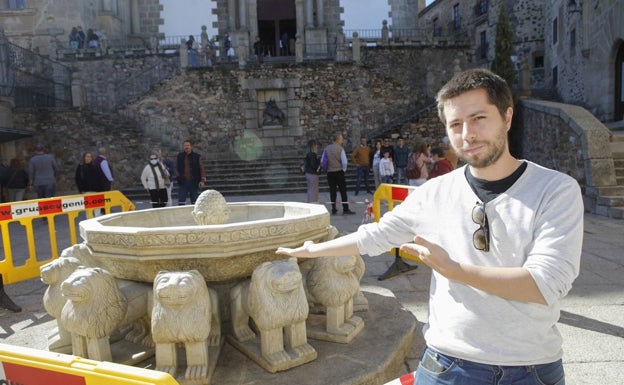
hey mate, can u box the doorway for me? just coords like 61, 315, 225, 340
257, 0, 296, 57
615, 42, 624, 121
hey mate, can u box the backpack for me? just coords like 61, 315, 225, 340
406, 153, 421, 179
320, 150, 328, 173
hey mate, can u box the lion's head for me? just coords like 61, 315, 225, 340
60, 267, 127, 338
41, 257, 82, 317
248, 257, 308, 329
151, 270, 212, 343
305, 255, 361, 307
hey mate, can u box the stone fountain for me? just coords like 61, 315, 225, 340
40, 190, 416, 385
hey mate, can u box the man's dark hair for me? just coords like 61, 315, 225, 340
436, 68, 513, 126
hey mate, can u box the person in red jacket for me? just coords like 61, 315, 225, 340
428, 147, 453, 179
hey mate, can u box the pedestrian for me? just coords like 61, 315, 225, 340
304, 140, 321, 203
93, 147, 114, 193
320, 133, 355, 215
253, 35, 264, 64
379, 150, 394, 184
351, 137, 372, 195
277, 68, 583, 385
370, 139, 382, 189
406, 141, 429, 186
28, 144, 57, 198
187, 35, 199, 67
428, 147, 453, 179
141, 152, 169, 208
74, 152, 101, 193
5, 158, 29, 202
176, 140, 206, 205
393, 137, 410, 185
157, 149, 176, 206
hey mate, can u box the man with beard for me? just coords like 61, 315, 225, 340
276, 68, 583, 385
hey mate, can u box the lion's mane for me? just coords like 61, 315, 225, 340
151, 270, 212, 343
60, 267, 127, 338
41, 257, 82, 318
304, 255, 361, 307
248, 258, 308, 329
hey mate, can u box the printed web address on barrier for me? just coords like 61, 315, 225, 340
0, 195, 110, 220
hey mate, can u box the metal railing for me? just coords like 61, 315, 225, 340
0, 37, 72, 108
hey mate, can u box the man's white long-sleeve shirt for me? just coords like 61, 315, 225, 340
357, 161, 583, 365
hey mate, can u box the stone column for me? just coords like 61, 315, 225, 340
296, 34, 303, 63
247, 0, 258, 45
239, 0, 247, 29
316, 0, 324, 27
305, 0, 314, 28
352, 32, 360, 64
130, 0, 140, 35
295, 0, 305, 43
228, 0, 236, 30
381, 20, 389, 46
181, 38, 189, 68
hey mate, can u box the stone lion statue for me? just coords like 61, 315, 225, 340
300, 254, 365, 339
230, 257, 316, 371
60, 267, 152, 362
41, 256, 82, 353
192, 189, 230, 225
151, 269, 220, 382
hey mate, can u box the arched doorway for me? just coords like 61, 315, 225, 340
616, 42, 624, 121
257, 0, 296, 57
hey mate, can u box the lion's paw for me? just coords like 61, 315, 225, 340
185, 365, 208, 380
155, 366, 176, 377
208, 332, 221, 346
293, 343, 315, 358
266, 350, 291, 365
346, 315, 363, 328
233, 326, 256, 342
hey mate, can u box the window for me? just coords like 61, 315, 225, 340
433, 17, 440, 37
479, 31, 487, 59
453, 4, 461, 29
570, 28, 576, 51
7, 0, 26, 9
478, 0, 488, 15
553, 17, 558, 45
534, 55, 544, 68
553, 66, 558, 86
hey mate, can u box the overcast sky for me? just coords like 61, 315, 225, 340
159, 0, 395, 37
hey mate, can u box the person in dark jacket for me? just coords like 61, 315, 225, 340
176, 140, 206, 205
75, 152, 101, 193
304, 140, 321, 203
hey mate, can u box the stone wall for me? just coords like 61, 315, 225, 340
519, 99, 616, 212
9, 45, 469, 194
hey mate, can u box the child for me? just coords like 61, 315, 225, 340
379, 150, 394, 184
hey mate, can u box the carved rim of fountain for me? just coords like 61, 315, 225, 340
77, 202, 332, 282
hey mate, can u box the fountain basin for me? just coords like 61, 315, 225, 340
78, 202, 331, 282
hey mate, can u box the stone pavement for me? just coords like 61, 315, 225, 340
1, 191, 624, 384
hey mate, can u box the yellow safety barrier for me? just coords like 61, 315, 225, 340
0, 343, 179, 385
373, 184, 422, 279
0, 191, 135, 285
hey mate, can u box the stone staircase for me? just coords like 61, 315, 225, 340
596, 126, 624, 219
122, 155, 363, 201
